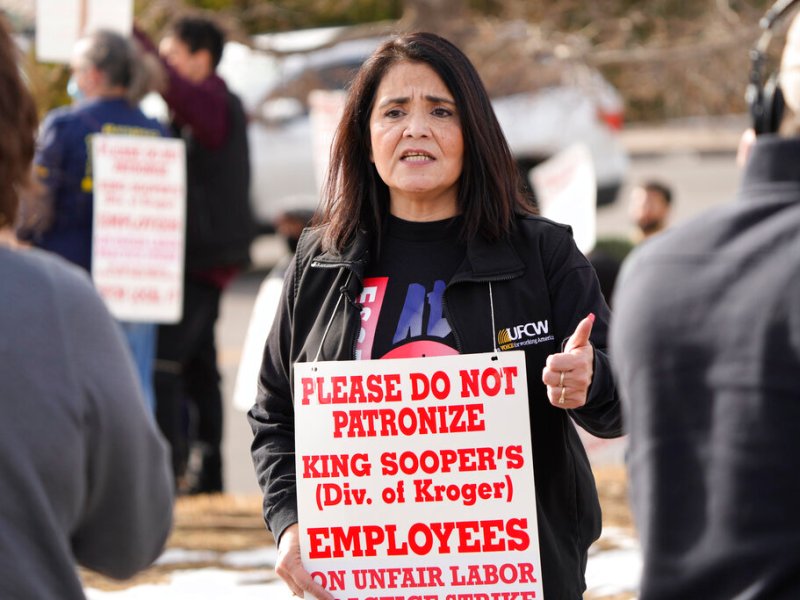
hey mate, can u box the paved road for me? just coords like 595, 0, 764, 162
219, 148, 745, 496
218, 260, 282, 496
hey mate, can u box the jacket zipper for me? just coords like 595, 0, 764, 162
310, 260, 363, 360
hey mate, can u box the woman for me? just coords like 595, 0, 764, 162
249, 32, 621, 600
0, 17, 173, 599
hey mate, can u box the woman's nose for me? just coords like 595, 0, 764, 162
403, 110, 430, 137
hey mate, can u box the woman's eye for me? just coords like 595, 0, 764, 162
432, 107, 454, 117
385, 108, 404, 118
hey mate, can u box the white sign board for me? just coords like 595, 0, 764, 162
92, 134, 185, 323
232, 271, 285, 412
308, 89, 346, 194
530, 143, 597, 254
294, 351, 544, 599
36, 0, 133, 64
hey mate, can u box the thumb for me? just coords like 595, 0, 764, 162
564, 313, 595, 353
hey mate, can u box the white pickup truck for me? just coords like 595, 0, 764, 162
153, 26, 629, 230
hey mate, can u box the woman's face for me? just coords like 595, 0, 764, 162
369, 61, 464, 220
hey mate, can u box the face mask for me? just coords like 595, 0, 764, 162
67, 75, 84, 102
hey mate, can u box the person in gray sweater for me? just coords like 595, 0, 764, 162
0, 15, 174, 599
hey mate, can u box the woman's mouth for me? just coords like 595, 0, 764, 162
401, 150, 435, 162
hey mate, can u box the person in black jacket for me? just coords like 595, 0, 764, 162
137, 16, 255, 494
610, 11, 800, 600
248, 32, 621, 600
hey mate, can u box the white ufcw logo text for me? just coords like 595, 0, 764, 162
497, 320, 549, 345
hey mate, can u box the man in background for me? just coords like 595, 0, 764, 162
20, 30, 166, 413
610, 12, 800, 599
588, 179, 673, 305
628, 179, 672, 242
137, 15, 255, 494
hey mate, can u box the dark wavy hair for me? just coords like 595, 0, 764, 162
169, 15, 225, 68
641, 180, 673, 205
0, 15, 38, 229
317, 31, 536, 252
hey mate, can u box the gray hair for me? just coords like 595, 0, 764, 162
73, 30, 134, 89
72, 29, 164, 103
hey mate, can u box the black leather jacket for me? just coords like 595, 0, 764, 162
249, 214, 622, 600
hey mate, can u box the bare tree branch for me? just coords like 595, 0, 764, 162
586, 24, 761, 66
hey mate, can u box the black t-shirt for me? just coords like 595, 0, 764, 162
356, 215, 466, 360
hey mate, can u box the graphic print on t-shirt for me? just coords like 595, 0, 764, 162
357, 276, 458, 360
355, 276, 388, 360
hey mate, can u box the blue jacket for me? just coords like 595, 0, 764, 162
28, 97, 166, 271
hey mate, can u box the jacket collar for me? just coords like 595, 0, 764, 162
741, 135, 800, 194
457, 232, 525, 282
313, 224, 525, 283
312, 229, 371, 280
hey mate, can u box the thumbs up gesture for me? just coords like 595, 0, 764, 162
542, 313, 595, 409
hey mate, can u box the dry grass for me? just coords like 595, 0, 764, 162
80, 493, 274, 591
594, 464, 634, 532
167, 493, 269, 553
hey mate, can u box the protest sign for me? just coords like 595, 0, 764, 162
232, 272, 285, 412
531, 143, 597, 254
294, 351, 544, 600
92, 134, 185, 323
36, 0, 133, 64
308, 89, 346, 193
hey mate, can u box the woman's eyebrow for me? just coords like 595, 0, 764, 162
376, 96, 409, 108
376, 94, 456, 109
425, 95, 456, 105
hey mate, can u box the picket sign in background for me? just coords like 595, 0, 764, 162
92, 134, 186, 323
531, 143, 597, 254
36, 0, 133, 64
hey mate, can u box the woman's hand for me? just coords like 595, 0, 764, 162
275, 523, 335, 600
542, 314, 595, 409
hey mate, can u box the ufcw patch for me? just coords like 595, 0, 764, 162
497, 320, 555, 351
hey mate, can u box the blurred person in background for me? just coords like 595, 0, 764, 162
628, 179, 673, 242
611, 10, 800, 599
18, 29, 168, 414
588, 179, 673, 306
0, 15, 173, 599
249, 32, 621, 600
136, 15, 255, 494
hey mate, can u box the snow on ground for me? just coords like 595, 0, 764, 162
585, 528, 642, 598
154, 546, 279, 569
85, 529, 641, 600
